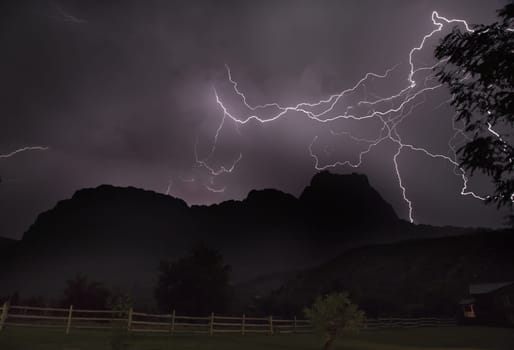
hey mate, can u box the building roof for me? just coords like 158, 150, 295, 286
459, 298, 476, 305
469, 282, 514, 295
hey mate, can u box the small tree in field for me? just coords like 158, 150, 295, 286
304, 292, 366, 350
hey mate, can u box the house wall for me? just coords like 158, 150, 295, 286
492, 284, 514, 326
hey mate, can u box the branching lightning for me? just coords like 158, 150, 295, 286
196, 11, 510, 221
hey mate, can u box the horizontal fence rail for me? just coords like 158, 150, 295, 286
0, 302, 455, 335
366, 317, 456, 330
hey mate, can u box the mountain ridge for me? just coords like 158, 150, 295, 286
0, 171, 495, 306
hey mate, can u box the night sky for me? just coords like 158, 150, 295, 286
0, 0, 510, 239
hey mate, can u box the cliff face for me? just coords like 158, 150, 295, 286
299, 171, 398, 230
0, 171, 481, 303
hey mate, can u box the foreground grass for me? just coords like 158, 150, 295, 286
1, 326, 513, 350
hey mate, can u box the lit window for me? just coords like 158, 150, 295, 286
463, 304, 476, 318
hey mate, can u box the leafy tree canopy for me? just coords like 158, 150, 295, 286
304, 292, 366, 350
154, 243, 232, 315
434, 4, 514, 219
61, 274, 110, 309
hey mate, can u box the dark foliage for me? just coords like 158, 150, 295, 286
434, 4, 514, 219
2, 292, 46, 308
61, 274, 110, 309
305, 292, 365, 350
154, 244, 233, 315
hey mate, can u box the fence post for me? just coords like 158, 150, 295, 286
65, 305, 73, 334
269, 315, 273, 335
241, 313, 245, 335
210, 312, 214, 336
127, 308, 133, 331
170, 309, 175, 335
0, 301, 9, 332
293, 315, 297, 333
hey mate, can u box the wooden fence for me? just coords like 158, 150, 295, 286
0, 301, 455, 335
366, 317, 456, 329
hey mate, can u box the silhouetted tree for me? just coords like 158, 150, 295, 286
22, 296, 46, 307
5, 291, 19, 305
107, 289, 132, 316
434, 4, 513, 222
154, 244, 232, 315
305, 292, 366, 350
61, 274, 110, 309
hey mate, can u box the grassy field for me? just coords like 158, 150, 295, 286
0, 326, 513, 350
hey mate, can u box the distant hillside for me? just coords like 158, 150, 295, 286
0, 237, 17, 262
0, 236, 17, 249
257, 231, 514, 317
0, 171, 487, 305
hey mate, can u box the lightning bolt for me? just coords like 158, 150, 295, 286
49, 2, 88, 24
205, 184, 226, 193
0, 146, 49, 159
191, 108, 243, 195
195, 141, 243, 177
197, 11, 511, 222
0, 146, 49, 186
165, 178, 173, 195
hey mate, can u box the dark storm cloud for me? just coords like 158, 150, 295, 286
0, 0, 510, 238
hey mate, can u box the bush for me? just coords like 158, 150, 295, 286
304, 292, 366, 350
